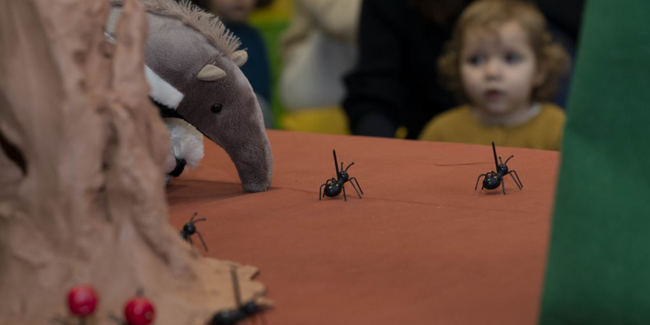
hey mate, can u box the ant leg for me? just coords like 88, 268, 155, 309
475, 174, 487, 190
342, 184, 347, 201
108, 313, 124, 325
507, 172, 522, 189
319, 183, 327, 200
349, 180, 362, 199
320, 179, 334, 200
50, 315, 71, 325
188, 235, 194, 248
350, 177, 364, 195
510, 170, 523, 188
197, 231, 208, 252
501, 179, 506, 195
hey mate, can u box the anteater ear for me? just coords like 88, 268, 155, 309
231, 50, 248, 67
197, 64, 227, 81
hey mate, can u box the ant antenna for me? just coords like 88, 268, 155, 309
192, 217, 207, 224
491, 142, 499, 171
344, 162, 355, 172
188, 212, 207, 226
504, 155, 514, 165
333, 149, 339, 175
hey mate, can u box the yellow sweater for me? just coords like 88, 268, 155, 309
419, 103, 566, 150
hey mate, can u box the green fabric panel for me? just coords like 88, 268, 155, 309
539, 1, 650, 324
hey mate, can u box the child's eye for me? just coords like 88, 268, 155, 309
467, 55, 486, 66
504, 52, 522, 64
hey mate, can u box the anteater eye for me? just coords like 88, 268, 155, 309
211, 103, 223, 114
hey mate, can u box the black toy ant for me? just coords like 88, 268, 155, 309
475, 142, 523, 195
180, 212, 208, 251
319, 149, 363, 201
211, 266, 267, 325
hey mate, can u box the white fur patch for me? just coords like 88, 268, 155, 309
104, 34, 184, 109
165, 118, 204, 169
146, 65, 185, 109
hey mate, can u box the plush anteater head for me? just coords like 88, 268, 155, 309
108, 0, 272, 192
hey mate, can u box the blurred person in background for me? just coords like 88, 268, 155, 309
278, 0, 362, 134
419, 0, 570, 150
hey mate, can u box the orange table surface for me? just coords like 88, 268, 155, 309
166, 130, 558, 325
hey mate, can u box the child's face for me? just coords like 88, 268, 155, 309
208, 0, 256, 23
460, 21, 544, 116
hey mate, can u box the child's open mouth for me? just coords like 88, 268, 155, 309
485, 90, 504, 100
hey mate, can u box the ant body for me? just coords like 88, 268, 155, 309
319, 149, 363, 201
475, 142, 523, 195
211, 266, 267, 325
180, 212, 208, 251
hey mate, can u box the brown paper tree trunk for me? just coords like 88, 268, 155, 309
0, 0, 267, 324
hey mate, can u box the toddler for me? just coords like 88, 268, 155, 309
419, 0, 570, 150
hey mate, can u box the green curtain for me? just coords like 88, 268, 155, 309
540, 1, 650, 324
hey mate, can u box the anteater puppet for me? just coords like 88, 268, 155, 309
107, 0, 273, 192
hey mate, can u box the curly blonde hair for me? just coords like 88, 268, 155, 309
438, 0, 571, 102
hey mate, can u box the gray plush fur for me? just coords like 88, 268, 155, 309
111, 0, 240, 57
107, 0, 273, 192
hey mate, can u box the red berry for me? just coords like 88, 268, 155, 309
124, 297, 155, 325
67, 285, 98, 317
